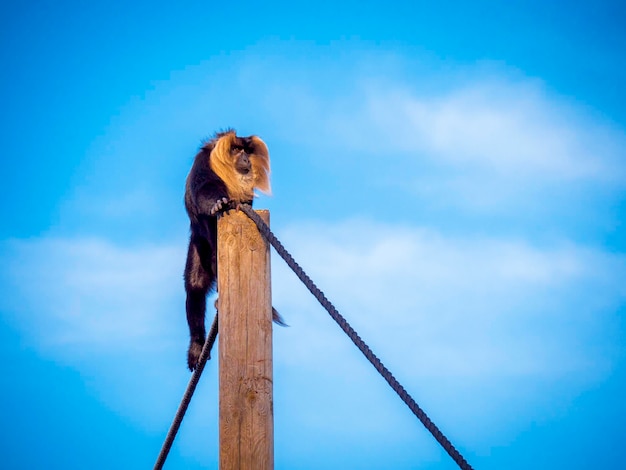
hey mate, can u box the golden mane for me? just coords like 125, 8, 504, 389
209, 131, 271, 202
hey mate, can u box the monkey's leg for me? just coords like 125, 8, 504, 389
184, 238, 214, 371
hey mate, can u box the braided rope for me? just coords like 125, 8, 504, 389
153, 312, 219, 470
240, 204, 473, 470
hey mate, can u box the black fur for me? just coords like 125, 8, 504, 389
184, 136, 253, 371
183, 130, 286, 371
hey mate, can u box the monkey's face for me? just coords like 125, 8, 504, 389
231, 140, 253, 175
208, 131, 271, 200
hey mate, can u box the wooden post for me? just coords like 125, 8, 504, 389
217, 210, 273, 470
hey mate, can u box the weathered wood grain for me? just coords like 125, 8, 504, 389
218, 210, 273, 470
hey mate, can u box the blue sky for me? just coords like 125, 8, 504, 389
1, 1, 625, 469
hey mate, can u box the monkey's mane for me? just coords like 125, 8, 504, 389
209, 130, 271, 202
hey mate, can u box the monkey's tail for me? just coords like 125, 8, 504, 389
216, 297, 287, 326
272, 307, 288, 327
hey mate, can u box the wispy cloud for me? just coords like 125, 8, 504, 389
3, 46, 624, 452
5, 47, 623, 393
274, 219, 625, 382
5, 216, 622, 386
56, 50, 626, 223
4, 219, 623, 444
0, 236, 195, 428
321, 77, 626, 213
2, 237, 186, 354
326, 80, 625, 181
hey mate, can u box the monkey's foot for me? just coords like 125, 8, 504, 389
187, 340, 204, 371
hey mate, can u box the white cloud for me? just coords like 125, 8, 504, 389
1, 217, 623, 445
2, 237, 187, 354
165, 53, 624, 218
6, 47, 624, 450
347, 81, 624, 181
4, 219, 622, 387
272, 219, 625, 381
293, 69, 624, 180
0, 236, 198, 429
267, 217, 625, 448
62, 50, 626, 221
4, 218, 622, 385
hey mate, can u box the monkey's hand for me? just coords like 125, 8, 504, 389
210, 197, 233, 216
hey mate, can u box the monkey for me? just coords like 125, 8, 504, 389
183, 129, 282, 371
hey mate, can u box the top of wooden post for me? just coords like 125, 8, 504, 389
217, 210, 274, 470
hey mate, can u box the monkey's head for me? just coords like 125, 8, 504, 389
208, 130, 271, 202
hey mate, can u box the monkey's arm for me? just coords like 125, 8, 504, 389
190, 175, 230, 217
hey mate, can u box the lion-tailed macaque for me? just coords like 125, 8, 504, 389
183, 129, 283, 371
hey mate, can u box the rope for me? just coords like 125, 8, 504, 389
153, 312, 219, 470
239, 204, 474, 470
